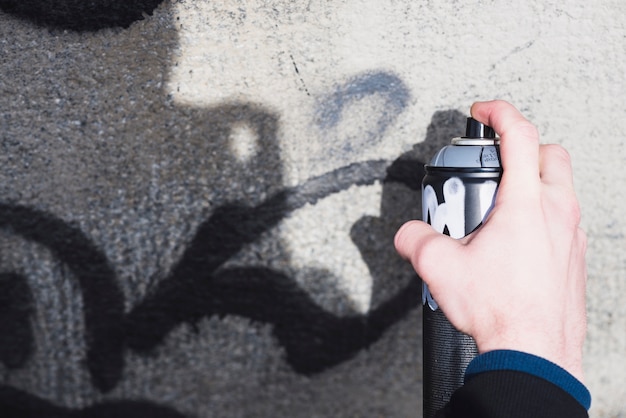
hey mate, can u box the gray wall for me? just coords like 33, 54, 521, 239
0, 0, 624, 416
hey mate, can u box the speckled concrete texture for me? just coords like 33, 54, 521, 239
0, 0, 625, 417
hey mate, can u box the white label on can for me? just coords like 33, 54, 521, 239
421, 177, 498, 310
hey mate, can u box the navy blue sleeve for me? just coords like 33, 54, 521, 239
464, 350, 591, 410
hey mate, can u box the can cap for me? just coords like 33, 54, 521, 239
427, 117, 500, 168
465, 118, 495, 139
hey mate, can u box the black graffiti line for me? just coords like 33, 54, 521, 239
0, 204, 125, 393
0, 158, 420, 393
209, 266, 420, 375
124, 158, 422, 377
124, 159, 392, 351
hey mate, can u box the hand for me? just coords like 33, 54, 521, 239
394, 100, 587, 382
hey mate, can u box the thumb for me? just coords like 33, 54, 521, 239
394, 220, 464, 289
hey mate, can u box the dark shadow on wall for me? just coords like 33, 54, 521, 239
0, 2, 284, 415
351, 109, 467, 311
0, 2, 468, 417
124, 160, 420, 375
0, 113, 466, 416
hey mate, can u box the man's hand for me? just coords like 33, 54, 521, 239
394, 100, 587, 382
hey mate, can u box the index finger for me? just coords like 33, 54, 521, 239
471, 100, 541, 199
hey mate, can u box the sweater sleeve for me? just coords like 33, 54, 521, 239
465, 350, 591, 409
435, 350, 590, 418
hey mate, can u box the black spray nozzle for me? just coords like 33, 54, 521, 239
465, 117, 495, 139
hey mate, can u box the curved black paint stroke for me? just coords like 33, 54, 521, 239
0, 0, 165, 31
123, 159, 422, 374
0, 204, 125, 392
124, 159, 393, 353
0, 384, 187, 418
123, 158, 422, 377
212, 267, 420, 374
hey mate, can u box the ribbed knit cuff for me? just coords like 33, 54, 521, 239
465, 350, 591, 410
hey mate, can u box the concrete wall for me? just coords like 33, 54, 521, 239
0, 0, 624, 416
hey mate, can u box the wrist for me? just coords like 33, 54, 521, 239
474, 330, 585, 383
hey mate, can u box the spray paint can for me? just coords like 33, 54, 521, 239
422, 117, 502, 418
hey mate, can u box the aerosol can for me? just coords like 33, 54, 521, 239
422, 117, 502, 418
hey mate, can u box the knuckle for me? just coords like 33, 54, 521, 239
545, 144, 572, 167
510, 119, 540, 142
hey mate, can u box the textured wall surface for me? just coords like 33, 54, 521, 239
0, 1, 624, 417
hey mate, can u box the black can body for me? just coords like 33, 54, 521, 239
422, 169, 501, 417
421, 119, 502, 418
